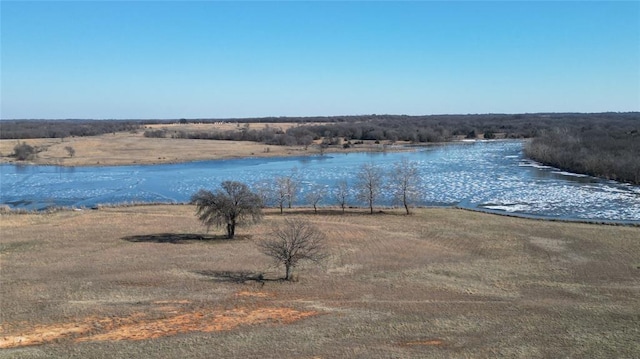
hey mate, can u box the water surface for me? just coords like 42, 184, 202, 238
1, 141, 639, 223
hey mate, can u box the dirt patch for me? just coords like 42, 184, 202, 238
403, 339, 445, 346
0, 305, 317, 348
0, 322, 93, 349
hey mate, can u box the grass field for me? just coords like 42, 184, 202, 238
0, 122, 398, 167
0, 123, 312, 167
1, 206, 638, 358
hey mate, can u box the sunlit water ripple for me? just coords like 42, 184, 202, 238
1, 141, 638, 223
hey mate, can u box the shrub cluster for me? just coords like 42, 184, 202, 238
12, 142, 37, 160
166, 127, 315, 147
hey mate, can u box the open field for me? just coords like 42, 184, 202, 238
0, 122, 399, 167
1, 206, 638, 358
0, 123, 311, 167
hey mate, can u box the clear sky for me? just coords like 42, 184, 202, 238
2, 1, 639, 119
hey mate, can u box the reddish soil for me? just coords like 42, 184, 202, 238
0, 301, 317, 348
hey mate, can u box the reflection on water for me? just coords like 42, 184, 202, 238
520, 160, 600, 184
1, 141, 639, 222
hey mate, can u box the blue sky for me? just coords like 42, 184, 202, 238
2, 1, 639, 119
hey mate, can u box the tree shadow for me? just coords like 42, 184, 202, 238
122, 233, 250, 244
193, 270, 281, 283
275, 208, 397, 216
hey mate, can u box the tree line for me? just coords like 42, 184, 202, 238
5, 113, 637, 143
192, 159, 422, 240
0, 120, 141, 139
525, 126, 640, 184
237, 159, 421, 218
144, 125, 316, 148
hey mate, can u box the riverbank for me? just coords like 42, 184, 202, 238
0, 123, 412, 167
1, 205, 638, 357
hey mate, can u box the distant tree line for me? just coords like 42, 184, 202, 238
0, 120, 141, 139
144, 126, 315, 148
287, 113, 640, 143
5, 113, 638, 144
140, 113, 639, 147
525, 126, 640, 185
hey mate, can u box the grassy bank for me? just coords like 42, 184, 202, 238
0, 125, 310, 167
1, 206, 638, 358
0, 123, 402, 167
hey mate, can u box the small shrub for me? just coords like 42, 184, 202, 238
64, 146, 76, 157
13, 142, 36, 160
483, 131, 496, 139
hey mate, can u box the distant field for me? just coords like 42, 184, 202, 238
0, 124, 312, 166
1, 206, 638, 358
0, 122, 393, 166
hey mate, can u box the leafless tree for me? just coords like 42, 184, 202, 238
64, 146, 75, 158
389, 158, 420, 214
12, 142, 36, 161
285, 169, 300, 209
334, 179, 349, 213
191, 181, 262, 239
257, 218, 327, 281
305, 185, 327, 214
274, 177, 289, 214
254, 181, 274, 208
318, 143, 328, 156
355, 163, 383, 214
274, 169, 299, 213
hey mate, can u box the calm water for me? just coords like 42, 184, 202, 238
1, 141, 639, 223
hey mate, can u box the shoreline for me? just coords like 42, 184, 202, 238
0, 144, 413, 167
0, 130, 427, 167
3, 202, 638, 227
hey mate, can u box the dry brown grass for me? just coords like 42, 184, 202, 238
1, 206, 638, 358
0, 123, 410, 167
0, 125, 310, 167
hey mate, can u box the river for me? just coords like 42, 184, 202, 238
1, 141, 639, 223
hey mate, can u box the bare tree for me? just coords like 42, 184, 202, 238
318, 143, 328, 156
389, 158, 420, 214
12, 142, 36, 161
334, 179, 349, 213
274, 169, 299, 213
355, 163, 383, 214
301, 135, 314, 150
64, 146, 75, 158
274, 177, 289, 214
254, 181, 274, 208
257, 218, 327, 281
284, 169, 299, 209
305, 185, 327, 214
191, 181, 262, 239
